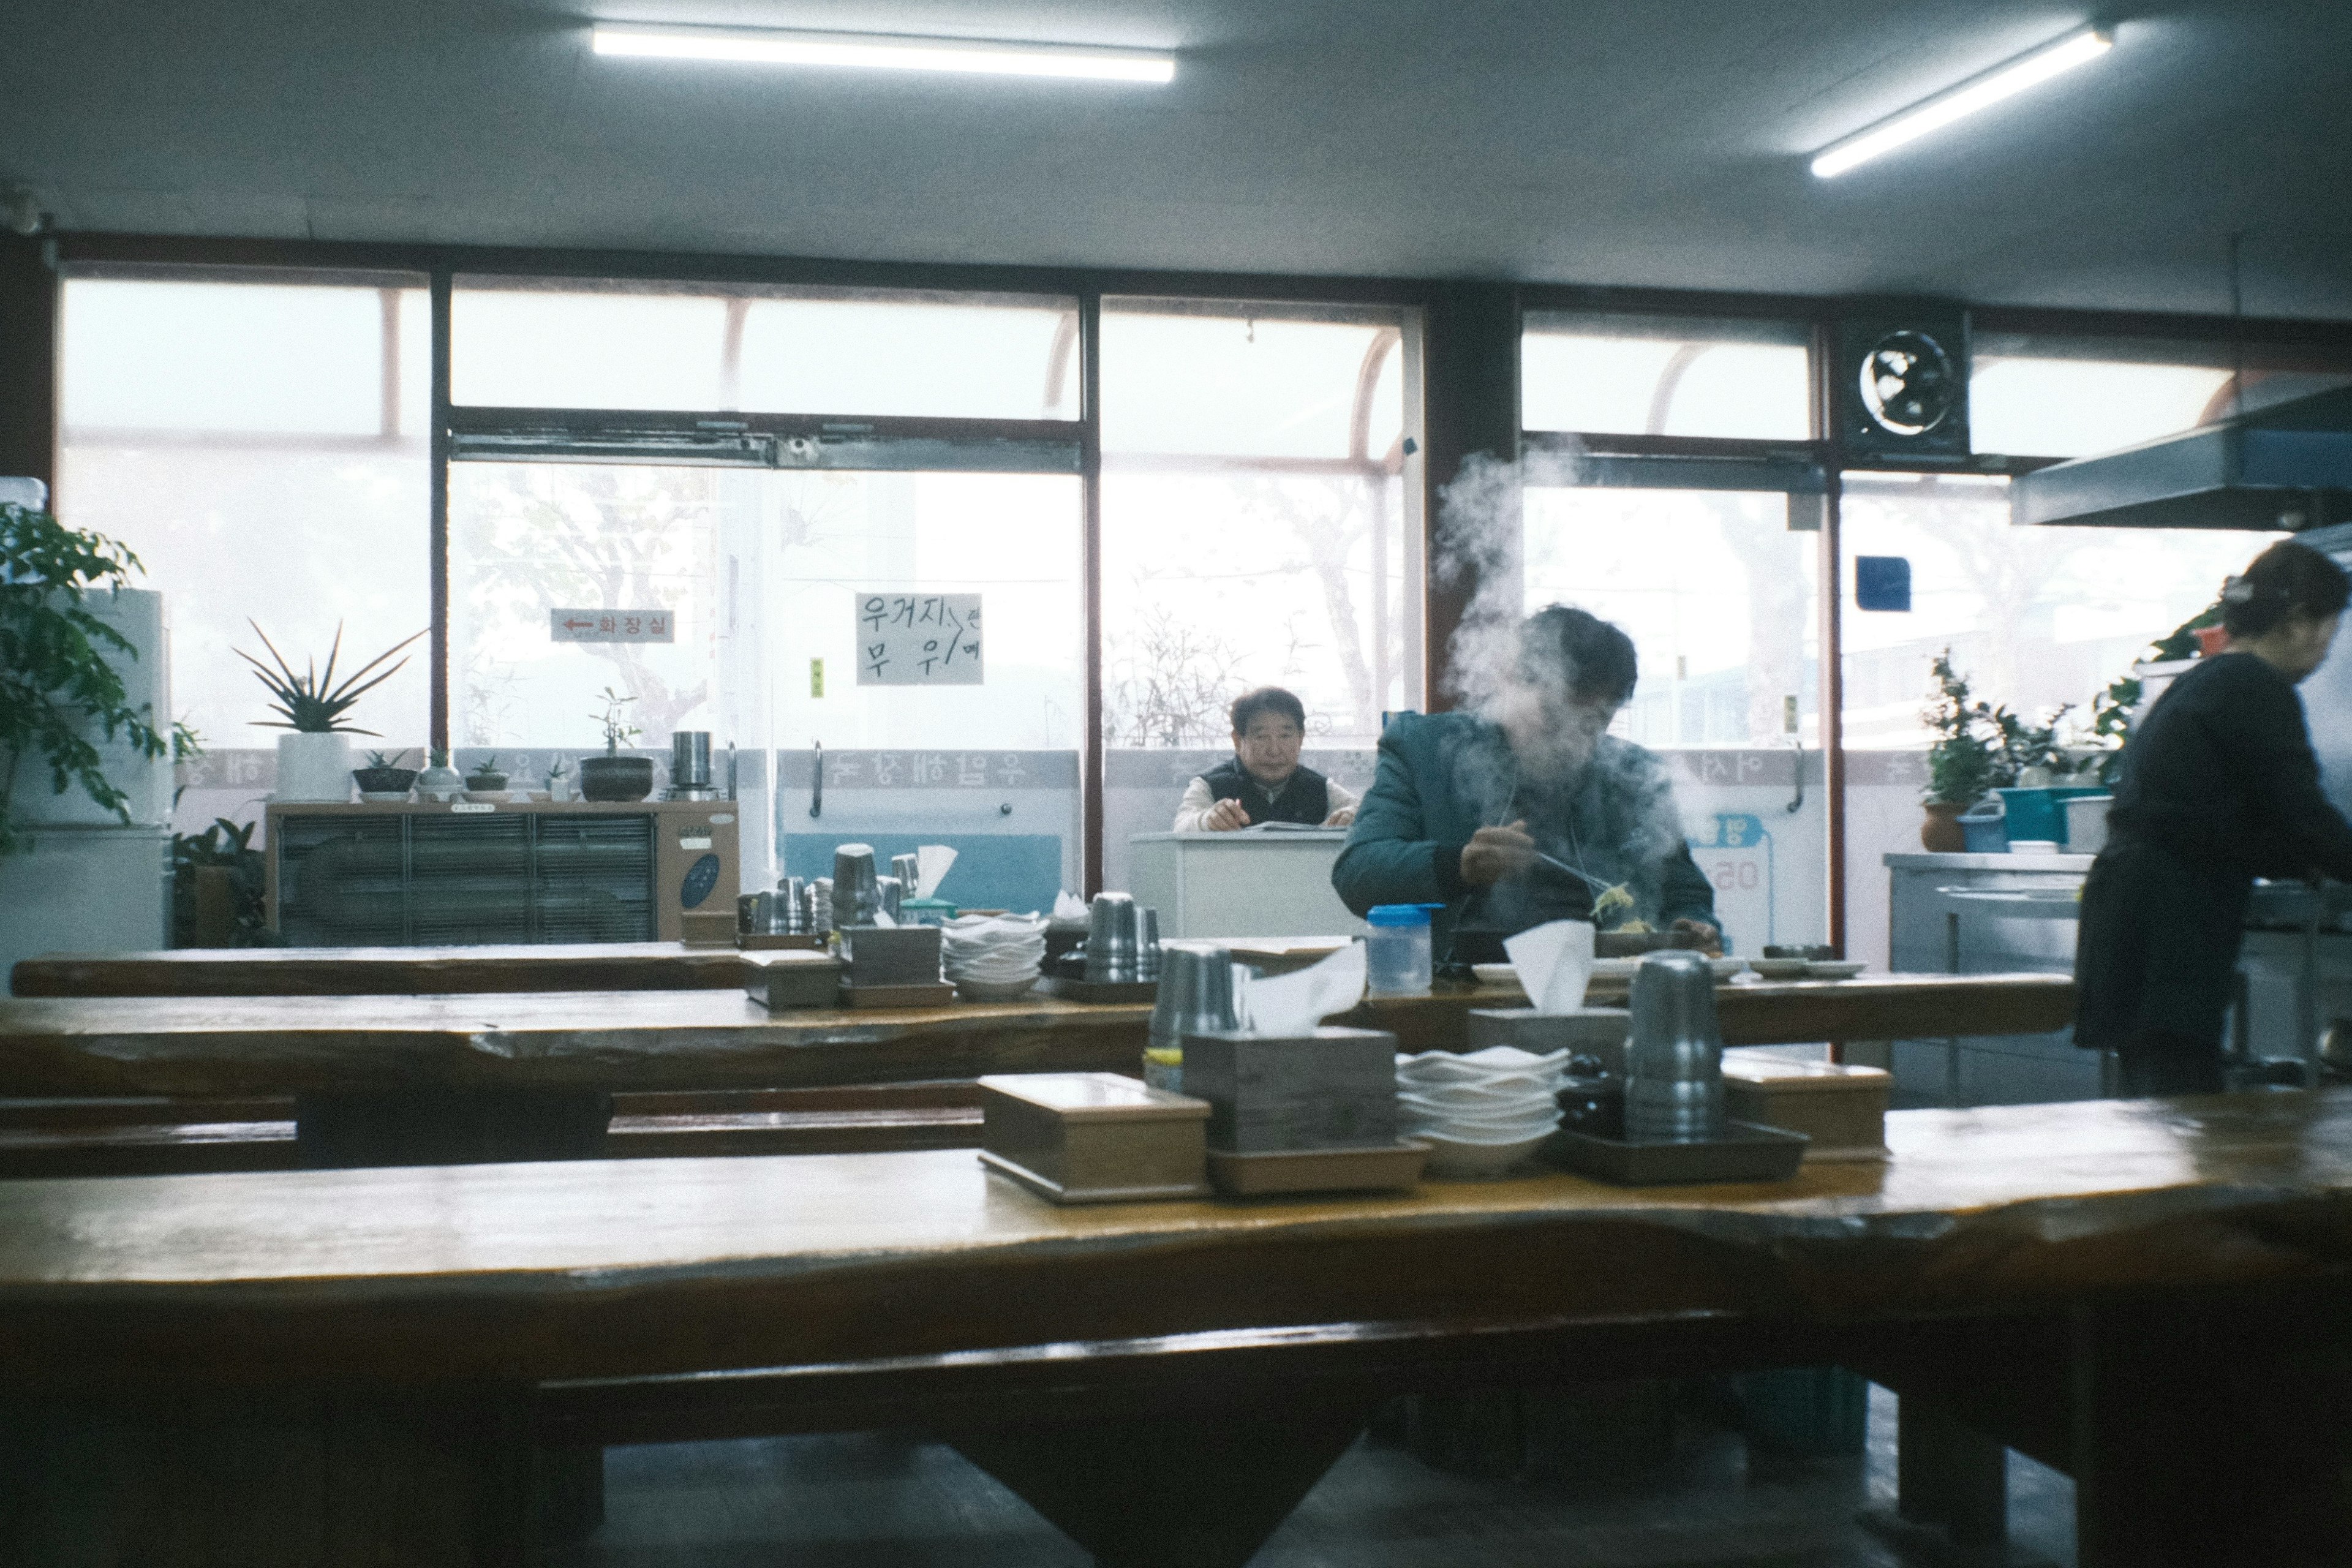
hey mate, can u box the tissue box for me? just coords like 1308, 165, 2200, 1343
1181, 1027, 1398, 1153
977, 1072, 1212, 1204
839, 925, 942, 987
1467, 1008, 1631, 1075
742, 950, 844, 1010
1721, 1056, 1890, 1160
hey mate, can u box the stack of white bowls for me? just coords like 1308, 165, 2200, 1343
1395, 1045, 1570, 1178
941, 913, 1047, 1001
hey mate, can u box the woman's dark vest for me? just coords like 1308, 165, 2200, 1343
1200, 757, 1330, 826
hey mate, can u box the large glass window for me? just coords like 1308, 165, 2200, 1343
1521, 312, 1812, 440
451, 277, 1077, 421
1099, 300, 1419, 748
57, 269, 432, 788
1970, 333, 2352, 458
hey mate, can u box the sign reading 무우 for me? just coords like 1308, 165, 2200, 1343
551, 608, 675, 644
856, 593, 983, 686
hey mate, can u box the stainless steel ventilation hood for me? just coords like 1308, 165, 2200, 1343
2011, 383, 2352, 532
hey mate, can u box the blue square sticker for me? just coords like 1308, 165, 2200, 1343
1855, 556, 1912, 612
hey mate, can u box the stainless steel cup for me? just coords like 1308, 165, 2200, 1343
891, 853, 921, 895
1085, 892, 1142, 983
1623, 949, 1725, 1142
737, 892, 763, 938
670, 731, 713, 789
811, 878, 835, 934
1149, 944, 1240, 1049
776, 875, 809, 934
875, 875, 903, 923
832, 845, 879, 932
1139, 908, 1162, 981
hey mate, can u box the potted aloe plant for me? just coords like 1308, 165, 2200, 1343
237, 621, 424, 803
351, 748, 418, 797
580, 688, 652, 802
466, 755, 510, 796
415, 747, 463, 801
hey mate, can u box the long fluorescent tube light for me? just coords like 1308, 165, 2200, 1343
1811, 24, 2113, 178
591, 24, 1176, 84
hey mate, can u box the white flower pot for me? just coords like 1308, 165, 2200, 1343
274, 733, 354, 802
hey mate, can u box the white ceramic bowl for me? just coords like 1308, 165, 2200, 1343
1396, 1046, 1570, 1081
1806, 960, 1866, 979
1405, 1115, 1562, 1147
1398, 1080, 1561, 1113
1417, 1130, 1555, 1179
1402, 1098, 1562, 1129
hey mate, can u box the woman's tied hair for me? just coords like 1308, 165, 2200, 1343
2220, 541, 2351, 639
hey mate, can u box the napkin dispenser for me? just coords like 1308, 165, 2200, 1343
1180, 1027, 1398, 1153
839, 924, 942, 987
977, 1072, 1212, 1204
742, 950, 844, 1011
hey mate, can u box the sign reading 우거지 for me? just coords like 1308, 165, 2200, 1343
551, 609, 674, 643
856, 593, 982, 685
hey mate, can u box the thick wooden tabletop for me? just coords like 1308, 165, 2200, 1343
10, 943, 751, 998
0, 1089, 2344, 1387
0, 973, 2074, 1098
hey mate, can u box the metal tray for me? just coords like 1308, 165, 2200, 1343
1207, 1139, 1429, 1197
1548, 1119, 1809, 1186
1036, 974, 1159, 1005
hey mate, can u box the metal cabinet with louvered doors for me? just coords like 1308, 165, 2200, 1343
265, 801, 739, 946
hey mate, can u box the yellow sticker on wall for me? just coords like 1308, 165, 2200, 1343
810, 657, 825, 698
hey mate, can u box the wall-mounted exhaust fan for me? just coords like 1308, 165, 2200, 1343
1833, 309, 1971, 464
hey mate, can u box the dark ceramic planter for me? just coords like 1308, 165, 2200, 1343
350, 767, 417, 794
1921, 800, 1969, 853
467, 773, 509, 793
581, 755, 655, 802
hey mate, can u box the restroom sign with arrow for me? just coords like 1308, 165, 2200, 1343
549, 608, 674, 643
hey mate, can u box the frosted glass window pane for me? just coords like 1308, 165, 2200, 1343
736, 298, 1075, 420
62, 278, 393, 435
57, 276, 431, 763
1101, 307, 1401, 459
452, 287, 729, 410
1522, 313, 1812, 440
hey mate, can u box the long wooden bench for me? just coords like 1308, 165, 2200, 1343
6, 1094, 2351, 1567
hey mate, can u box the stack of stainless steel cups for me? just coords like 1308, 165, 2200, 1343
875, 875, 903, 923
807, 878, 832, 935
1085, 892, 1142, 982
1144, 944, 1240, 1089
1623, 949, 1726, 1142
832, 845, 880, 931
774, 875, 810, 935
891, 853, 921, 897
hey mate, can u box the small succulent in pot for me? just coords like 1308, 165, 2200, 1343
466, 753, 510, 791
351, 748, 418, 796
415, 747, 464, 801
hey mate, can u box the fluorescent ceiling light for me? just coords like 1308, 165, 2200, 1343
1811, 24, 2113, 178
591, 24, 1176, 84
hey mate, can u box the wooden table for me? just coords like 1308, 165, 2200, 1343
2, 1090, 2348, 1566
9, 941, 753, 998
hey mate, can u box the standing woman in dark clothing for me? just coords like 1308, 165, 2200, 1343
2076, 540, 2352, 1095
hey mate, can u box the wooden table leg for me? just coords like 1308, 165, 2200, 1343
0, 1382, 539, 1567
948, 1400, 1375, 1568
1896, 1393, 2007, 1547
2072, 1292, 2352, 1568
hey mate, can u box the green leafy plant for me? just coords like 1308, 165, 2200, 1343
235, 620, 424, 735
2082, 598, 2225, 784
427, 747, 451, 768
467, 755, 505, 781
593, 687, 641, 754
364, 748, 410, 770
0, 502, 167, 856
170, 816, 276, 948
1921, 650, 2008, 807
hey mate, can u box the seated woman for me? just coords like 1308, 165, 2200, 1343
1332, 605, 1717, 965
1172, 687, 1361, 832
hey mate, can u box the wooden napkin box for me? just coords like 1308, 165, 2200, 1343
1180, 1027, 1398, 1154
742, 950, 845, 1011
1721, 1055, 1891, 1161
1466, 1008, 1632, 1075
978, 1072, 1212, 1204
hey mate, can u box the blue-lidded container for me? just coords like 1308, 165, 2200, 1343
1994, 786, 2108, 848
1366, 903, 1440, 994
1957, 802, 2007, 854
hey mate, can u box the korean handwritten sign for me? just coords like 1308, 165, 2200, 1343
550, 608, 675, 644
856, 593, 983, 685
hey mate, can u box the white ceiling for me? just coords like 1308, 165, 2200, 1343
7, 0, 2351, 318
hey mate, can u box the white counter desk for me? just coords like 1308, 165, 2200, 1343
1128, 829, 1367, 940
